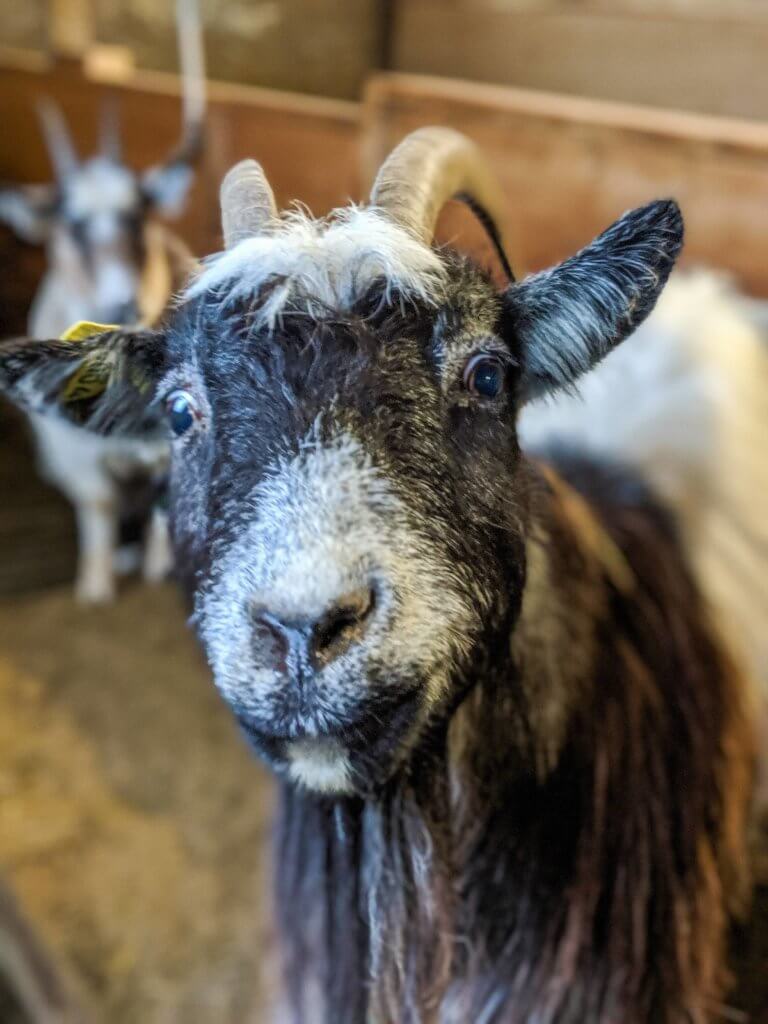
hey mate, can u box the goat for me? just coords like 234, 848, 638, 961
0, 0, 204, 602
0, 128, 761, 1022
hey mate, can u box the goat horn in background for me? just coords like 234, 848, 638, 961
220, 159, 279, 248
165, 0, 207, 169
99, 95, 122, 162
36, 99, 78, 182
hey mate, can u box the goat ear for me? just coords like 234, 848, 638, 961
503, 200, 684, 402
0, 327, 168, 438
0, 185, 57, 244
141, 160, 194, 217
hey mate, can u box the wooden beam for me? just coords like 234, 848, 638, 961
391, 0, 768, 121
49, 0, 93, 58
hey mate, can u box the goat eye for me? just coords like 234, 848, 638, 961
166, 389, 197, 437
463, 355, 505, 399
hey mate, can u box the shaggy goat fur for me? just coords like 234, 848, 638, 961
273, 458, 753, 1024
0, 182, 759, 1022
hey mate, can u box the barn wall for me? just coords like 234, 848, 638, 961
391, 0, 768, 121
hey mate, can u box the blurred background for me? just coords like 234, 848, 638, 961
0, 1, 767, 1021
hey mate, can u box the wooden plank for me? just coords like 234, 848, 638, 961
0, 2, 48, 54
392, 0, 768, 121
0, 400, 76, 597
440, 1, 768, 14
363, 72, 768, 296
92, 0, 383, 101
50, 0, 93, 57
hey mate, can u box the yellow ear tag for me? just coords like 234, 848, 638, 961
59, 321, 119, 343
59, 322, 119, 403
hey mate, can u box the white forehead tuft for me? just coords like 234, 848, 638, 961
185, 205, 447, 323
66, 158, 138, 220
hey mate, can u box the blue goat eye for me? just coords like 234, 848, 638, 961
166, 390, 197, 437
464, 355, 505, 399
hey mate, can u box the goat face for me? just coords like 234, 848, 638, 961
49, 157, 146, 326
0, 131, 683, 796
161, 251, 528, 795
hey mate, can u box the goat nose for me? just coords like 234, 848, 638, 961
252, 587, 376, 673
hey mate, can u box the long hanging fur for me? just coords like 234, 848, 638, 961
273, 456, 753, 1024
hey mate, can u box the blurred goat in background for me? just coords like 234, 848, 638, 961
0, 0, 204, 602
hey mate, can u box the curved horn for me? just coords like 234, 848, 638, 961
370, 126, 507, 249
36, 99, 78, 182
168, 0, 206, 168
220, 159, 278, 248
99, 95, 122, 161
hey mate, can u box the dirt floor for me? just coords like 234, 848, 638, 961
0, 582, 276, 1023
0, 581, 766, 1022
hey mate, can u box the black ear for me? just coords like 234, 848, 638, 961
0, 185, 57, 244
503, 200, 684, 401
0, 328, 168, 438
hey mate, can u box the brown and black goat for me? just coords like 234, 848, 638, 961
0, 128, 763, 1022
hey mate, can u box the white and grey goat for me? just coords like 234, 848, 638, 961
0, 0, 204, 601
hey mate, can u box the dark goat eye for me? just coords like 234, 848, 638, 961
166, 389, 197, 437
463, 355, 505, 399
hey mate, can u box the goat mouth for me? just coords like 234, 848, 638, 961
234, 685, 426, 789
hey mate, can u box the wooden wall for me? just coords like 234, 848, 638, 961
2, 60, 768, 331
2, 59, 768, 316
1, 0, 386, 101
94, 0, 385, 101
391, 0, 768, 122
2, 59, 768, 592
7, 1, 768, 117
0, 2, 47, 53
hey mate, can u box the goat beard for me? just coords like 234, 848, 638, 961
274, 753, 456, 1024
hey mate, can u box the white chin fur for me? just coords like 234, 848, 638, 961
286, 737, 354, 795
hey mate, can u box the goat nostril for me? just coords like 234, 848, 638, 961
251, 587, 376, 674
251, 611, 291, 674
312, 587, 375, 664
